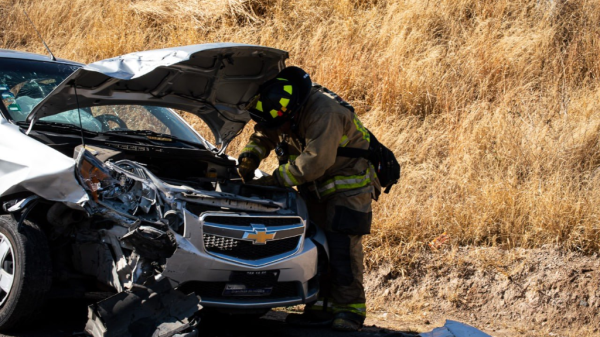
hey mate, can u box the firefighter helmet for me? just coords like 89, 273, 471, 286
247, 66, 311, 128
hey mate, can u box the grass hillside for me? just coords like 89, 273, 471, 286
3, 0, 600, 272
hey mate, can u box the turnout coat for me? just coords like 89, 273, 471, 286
240, 87, 380, 202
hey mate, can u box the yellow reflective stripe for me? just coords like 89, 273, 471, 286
283, 85, 293, 95
270, 109, 279, 118
242, 143, 266, 159
353, 116, 370, 142
285, 164, 300, 185
255, 100, 263, 112
278, 165, 293, 187
278, 163, 299, 187
317, 169, 372, 196
277, 78, 289, 81
280, 97, 290, 108
339, 135, 349, 147
333, 303, 366, 316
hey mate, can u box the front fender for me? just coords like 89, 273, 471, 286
0, 118, 88, 204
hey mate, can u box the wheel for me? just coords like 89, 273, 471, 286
96, 114, 128, 131
0, 215, 52, 331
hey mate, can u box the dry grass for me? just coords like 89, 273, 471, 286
3, 0, 600, 272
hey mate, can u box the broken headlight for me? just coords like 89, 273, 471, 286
75, 149, 160, 219
76, 148, 120, 202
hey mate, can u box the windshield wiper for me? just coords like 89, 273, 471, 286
16, 120, 99, 136
103, 130, 207, 149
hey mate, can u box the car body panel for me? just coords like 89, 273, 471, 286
0, 117, 88, 204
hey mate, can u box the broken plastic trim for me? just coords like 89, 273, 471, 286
85, 278, 201, 337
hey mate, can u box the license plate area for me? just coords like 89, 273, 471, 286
222, 270, 280, 297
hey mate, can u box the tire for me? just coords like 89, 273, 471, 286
0, 215, 52, 331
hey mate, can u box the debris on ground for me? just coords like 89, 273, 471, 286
85, 278, 201, 337
419, 320, 491, 337
428, 232, 450, 250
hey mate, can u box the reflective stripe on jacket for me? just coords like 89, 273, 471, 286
240, 142, 267, 161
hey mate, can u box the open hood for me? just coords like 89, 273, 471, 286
27, 43, 288, 145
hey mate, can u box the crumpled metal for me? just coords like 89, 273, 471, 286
0, 118, 88, 204
82, 44, 247, 80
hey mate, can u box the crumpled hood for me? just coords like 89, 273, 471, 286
28, 43, 288, 145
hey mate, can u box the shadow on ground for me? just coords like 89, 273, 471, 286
0, 301, 418, 337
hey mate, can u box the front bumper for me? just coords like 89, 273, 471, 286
161, 210, 321, 308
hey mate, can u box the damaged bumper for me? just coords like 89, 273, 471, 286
162, 209, 320, 308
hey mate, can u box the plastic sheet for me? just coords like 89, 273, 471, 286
420, 320, 492, 337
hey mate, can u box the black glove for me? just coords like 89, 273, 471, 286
237, 156, 259, 183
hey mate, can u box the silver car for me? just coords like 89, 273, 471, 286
0, 44, 327, 331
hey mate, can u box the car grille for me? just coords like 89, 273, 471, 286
203, 234, 300, 260
200, 215, 305, 263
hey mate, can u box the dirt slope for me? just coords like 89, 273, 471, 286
364, 247, 599, 337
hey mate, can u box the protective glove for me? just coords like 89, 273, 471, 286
237, 156, 259, 183
247, 175, 280, 186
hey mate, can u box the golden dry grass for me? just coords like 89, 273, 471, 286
3, 0, 600, 272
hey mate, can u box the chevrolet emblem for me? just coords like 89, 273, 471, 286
244, 224, 276, 245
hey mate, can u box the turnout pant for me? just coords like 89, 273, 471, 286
305, 188, 372, 318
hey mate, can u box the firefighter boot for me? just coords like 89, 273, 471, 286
331, 311, 365, 332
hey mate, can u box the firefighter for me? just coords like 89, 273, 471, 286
238, 66, 380, 331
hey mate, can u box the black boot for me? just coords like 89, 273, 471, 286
331, 311, 364, 332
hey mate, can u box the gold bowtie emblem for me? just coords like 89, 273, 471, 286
244, 225, 276, 245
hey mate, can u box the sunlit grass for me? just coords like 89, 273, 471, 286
4, 0, 600, 272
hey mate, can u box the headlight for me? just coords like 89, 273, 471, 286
75, 147, 118, 202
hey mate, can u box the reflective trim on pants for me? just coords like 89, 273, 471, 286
333, 302, 367, 318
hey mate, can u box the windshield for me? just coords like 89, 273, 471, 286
39, 104, 209, 146
0, 58, 79, 120
0, 57, 213, 148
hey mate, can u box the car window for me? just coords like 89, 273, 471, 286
89, 105, 170, 133
41, 104, 208, 145
0, 58, 79, 121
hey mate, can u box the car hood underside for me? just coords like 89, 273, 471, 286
27, 43, 288, 146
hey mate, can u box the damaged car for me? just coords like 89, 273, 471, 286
0, 44, 328, 334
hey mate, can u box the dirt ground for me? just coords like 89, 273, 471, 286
2, 247, 597, 337
362, 246, 600, 337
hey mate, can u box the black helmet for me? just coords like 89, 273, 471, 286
247, 66, 312, 128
